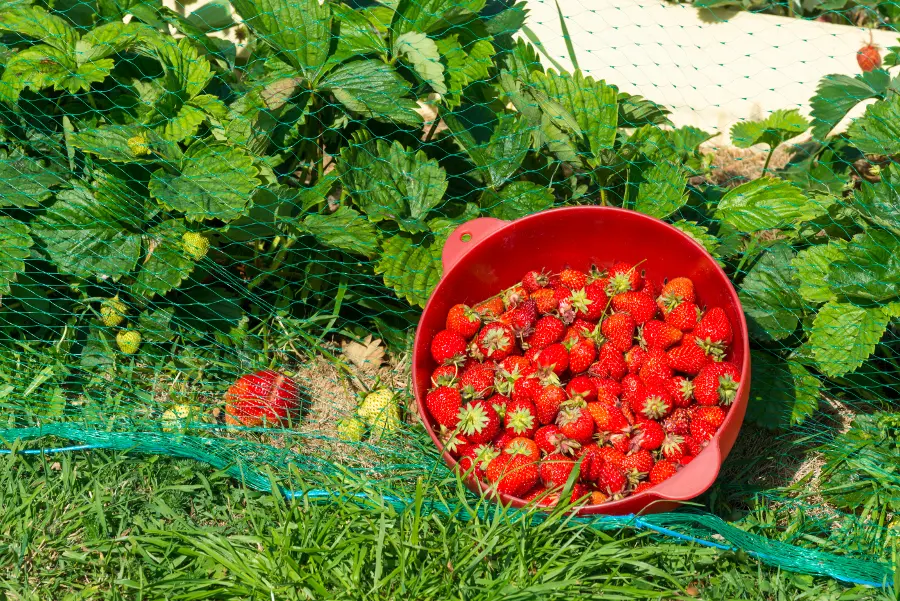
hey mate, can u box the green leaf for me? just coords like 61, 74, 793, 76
160, 104, 206, 142
0, 5, 78, 53
339, 139, 447, 233
142, 36, 213, 100
0, 152, 65, 208
131, 220, 197, 299
137, 307, 176, 343
393, 31, 446, 95
484, 0, 527, 35
825, 229, 900, 303
791, 240, 848, 305
634, 157, 687, 219
76, 22, 147, 62
738, 243, 804, 341
71, 124, 172, 163
302, 206, 380, 258
0, 217, 32, 295
320, 59, 422, 127
230, 0, 331, 80
376, 233, 442, 307
530, 69, 618, 160
670, 220, 720, 258
852, 165, 900, 235
329, 4, 388, 65
716, 177, 823, 232
33, 185, 143, 280
435, 35, 492, 110
847, 95, 900, 156
746, 351, 821, 430
730, 109, 809, 150
80, 326, 115, 369
617, 91, 671, 128
484, 181, 553, 220
392, 0, 487, 36
809, 71, 891, 140
149, 142, 259, 222
810, 302, 890, 378
445, 110, 530, 188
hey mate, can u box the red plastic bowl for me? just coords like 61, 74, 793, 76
412, 207, 751, 515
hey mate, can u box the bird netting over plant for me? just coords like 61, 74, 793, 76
2, 0, 900, 588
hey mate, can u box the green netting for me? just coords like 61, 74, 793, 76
2, 0, 900, 588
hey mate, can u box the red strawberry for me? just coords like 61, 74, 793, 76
693, 362, 741, 406
565, 318, 597, 344
556, 404, 595, 444
527, 316, 565, 350
458, 362, 495, 400
620, 374, 644, 406
474, 297, 505, 318
592, 344, 628, 381
426, 386, 463, 429
669, 376, 694, 408
632, 419, 664, 451
504, 398, 538, 438
492, 430, 515, 450
458, 443, 500, 480
503, 284, 529, 309
694, 405, 726, 429
591, 490, 609, 504
512, 375, 543, 403
440, 428, 469, 457
660, 433, 686, 462
634, 383, 674, 420
499, 300, 538, 335
639, 349, 673, 386
657, 277, 695, 314
531, 288, 558, 314
486, 453, 538, 497
224, 370, 299, 427
596, 462, 627, 494
625, 345, 647, 375
535, 343, 569, 375
569, 282, 608, 321
577, 443, 605, 482
591, 377, 621, 400
649, 459, 678, 485
504, 436, 541, 461
680, 454, 695, 466
446, 304, 482, 340
535, 384, 567, 425
430, 330, 467, 365
565, 337, 596, 374
612, 291, 657, 324
501, 356, 535, 378
457, 399, 500, 444
601, 313, 636, 352
663, 408, 691, 436
559, 268, 587, 290
523, 270, 551, 292
535, 424, 567, 455
694, 307, 733, 359
666, 336, 709, 376
621, 449, 655, 481
475, 323, 516, 360
431, 364, 458, 388
665, 301, 699, 332
684, 434, 704, 457
690, 418, 717, 443
641, 278, 659, 300
486, 394, 511, 419
606, 262, 642, 295
566, 375, 597, 402
587, 402, 629, 433
641, 320, 683, 351
857, 42, 882, 72
633, 481, 655, 494
540, 452, 577, 488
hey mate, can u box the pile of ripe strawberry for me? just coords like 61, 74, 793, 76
424, 263, 740, 506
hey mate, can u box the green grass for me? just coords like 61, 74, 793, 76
0, 447, 893, 600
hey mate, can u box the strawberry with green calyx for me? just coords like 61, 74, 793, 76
458, 362, 495, 401
116, 329, 141, 354
566, 375, 597, 402
586, 402, 629, 433
430, 330, 467, 365
439, 426, 469, 457
474, 296, 505, 318
601, 312, 636, 352
565, 336, 596, 374
161, 404, 193, 433
182, 231, 211, 260
539, 452, 578, 488
693, 361, 740, 406
631, 419, 665, 451
660, 433, 686, 462
638, 349, 673, 386
640, 320, 683, 351
485, 393, 511, 419
474, 322, 515, 360
224, 370, 300, 428
611, 291, 657, 324
523, 270, 551, 292
504, 436, 540, 461
446, 304, 482, 340
649, 459, 678, 485
457, 399, 500, 444
596, 462, 627, 495
426, 386, 463, 429
634, 383, 674, 420
665, 301, 700, 332
669, 376, 694, 408
556, 400, 595, 444
100, 295, 127, 327
564, 319, 598, 344
657, 277, 695, 314
531, 288, 558, 314
693, 307, 733, 359
458, 442, 499, 480
503, 284, 529, 309
694, 405, 727, 428
606, 262, 643, 295
535, 384, 567, 425
535, 343, 569, 376
621, 449, 655, 484
666, 335, 709, 376
431, 364, 458, 388
569, 282, 607, 322
504, 398, 538, 438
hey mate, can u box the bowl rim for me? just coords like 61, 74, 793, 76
413, 206, 752, 514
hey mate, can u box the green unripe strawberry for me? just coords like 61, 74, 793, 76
161, 404, 193, 433
357, 389, 396, 425
337, 417, 366, 442
182, 232, 210, 260
100, 295, 127, 327
127, 134, 151, 157
116, 330, 141, 354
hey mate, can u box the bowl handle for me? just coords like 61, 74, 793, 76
442, 217, 508, 273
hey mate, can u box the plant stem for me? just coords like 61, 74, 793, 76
599, 186, 608, 207
247, 238, 297, 292
424, 114, 441, 143
762, 146, 776, 175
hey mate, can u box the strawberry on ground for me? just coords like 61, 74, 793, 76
224, 370, 300, 427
